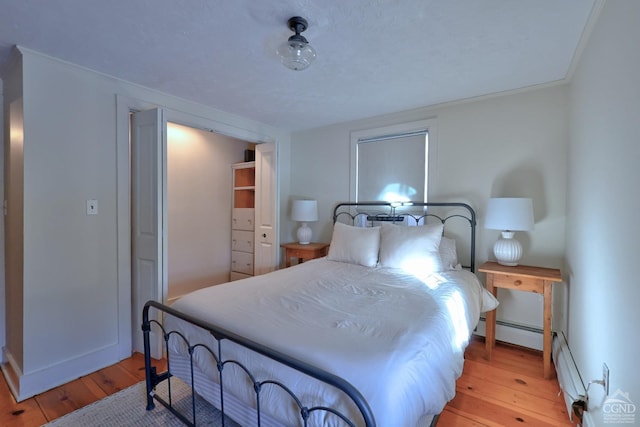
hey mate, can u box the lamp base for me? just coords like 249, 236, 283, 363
493, 231, 523, 266
297, 222, 312, 245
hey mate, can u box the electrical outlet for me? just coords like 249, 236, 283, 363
603, 363, 610, 396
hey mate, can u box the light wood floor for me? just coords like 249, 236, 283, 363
439, 337, 572, 426
1, 337, 571, 426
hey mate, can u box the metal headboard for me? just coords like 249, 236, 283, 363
332, 201, 477, 272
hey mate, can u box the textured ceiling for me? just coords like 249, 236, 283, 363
0, 0, 597, 132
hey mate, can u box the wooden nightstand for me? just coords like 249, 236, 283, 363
479, 261, 562, 379
280, 242, 329, 267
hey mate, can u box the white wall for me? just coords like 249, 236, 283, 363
289, 85, 569, 342
567, 0, 640, 423
167, 123, 248, 300
0, 79, 4, 363
3, 54, 24, 370
2, 47, 287, 400
21, 48, 121, 372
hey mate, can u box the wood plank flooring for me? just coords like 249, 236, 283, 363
0, 353, 165, 427
1, 338, 571, 426
439, 337, 573, 426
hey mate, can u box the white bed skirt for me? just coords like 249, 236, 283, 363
169, 351, 436, 427
170, 353, 281, 427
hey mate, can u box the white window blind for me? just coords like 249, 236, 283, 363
356, 131, 428, 202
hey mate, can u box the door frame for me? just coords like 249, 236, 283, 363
115, 95, 280, 359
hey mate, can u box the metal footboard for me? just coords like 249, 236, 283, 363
142, 300, 376, 427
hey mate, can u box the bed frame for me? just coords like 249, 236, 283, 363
143, 201, 477, 426
143, 300, 375, 426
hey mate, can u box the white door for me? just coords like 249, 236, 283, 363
254, 142, 277, 274
131, 108, 167, 357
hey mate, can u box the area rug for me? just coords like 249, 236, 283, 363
43, 378, 240, 427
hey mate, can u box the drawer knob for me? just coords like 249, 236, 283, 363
514, 280, 522, 286
263, 233, 267, 238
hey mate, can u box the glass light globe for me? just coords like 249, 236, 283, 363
277, 36, 316, 71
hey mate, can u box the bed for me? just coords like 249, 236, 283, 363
143, 201, 498, 426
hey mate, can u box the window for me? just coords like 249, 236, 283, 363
350, 119, 436, 202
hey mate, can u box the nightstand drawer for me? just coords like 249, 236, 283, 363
492, 273, 544, 293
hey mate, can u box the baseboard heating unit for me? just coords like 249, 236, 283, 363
552, 331, 593, 426
476, 322, 595, 425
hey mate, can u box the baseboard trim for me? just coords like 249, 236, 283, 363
1, 348, 22, 402
1, 344, 121, 402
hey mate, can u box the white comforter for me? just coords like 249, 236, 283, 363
167, 258, 489, 426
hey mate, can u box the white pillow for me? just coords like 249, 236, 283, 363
439, 236, 458, 270
379, 222, 444, 274
327, 222, 380, 267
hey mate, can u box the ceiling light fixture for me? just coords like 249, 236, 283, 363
277, 16, 316, 71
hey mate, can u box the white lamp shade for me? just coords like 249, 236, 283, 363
291, 200, 318, 222
484, 198, 534, 231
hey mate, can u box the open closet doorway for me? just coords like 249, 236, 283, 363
130, 108, 277, 356
166, 122, 251, 302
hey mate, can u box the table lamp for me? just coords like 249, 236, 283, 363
291, 199, 318, 244
484, 198, 534, 266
